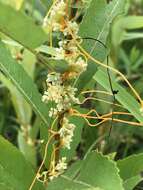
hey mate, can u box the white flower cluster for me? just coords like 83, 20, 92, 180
57, 20, 87, 75
43, 1, 87, 75
59, 117, 76, 149
49, 157, 67, 180
58, 27, 87, 77
63, 21, 79, 36
42, 0, 88, 181
55, 157, 67, 171
69, 57, 87, 74
42, 72, 79, 117
43, 0, 66, 31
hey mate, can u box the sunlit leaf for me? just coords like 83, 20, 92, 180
0, 2, 47, 49
0, 136, 44, 190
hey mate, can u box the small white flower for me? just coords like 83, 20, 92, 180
43, 72, 81, 118
43, 0, 66, 31
49, 173, 59, 181
61, 135, 73, 149
49, 108, 58, 117
65, 86, 80, 104
52, 22, 61, 31
55, 47, 65, 60
43, 16, 49, 27
55, 157, 67, 171
49, 157, 67, 181
42, 93, 49, 103
63, 21, 79, 36
47, 84, 63, 102
69, 57, 87, 74
69, 21, 79, 35
46, 72, 61, 85
59, 117, 76, 149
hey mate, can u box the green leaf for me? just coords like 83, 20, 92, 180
41, 0, 53, 11
0, 112, 4, 133
0, 0, 24, 10
120, 16, 143, 29
77, 152, 124, 190
40, 120, 52, 169
47, 175, 103, 190
0, 47, 38, 166
0, 41, 49, 126
0, 136, 44, 190
36, 45, 69, 72
0, 46, 35, 124
77, 0, 125, 92
94, 68, 143, 123
0, 73, 32, 124
123, 32, 143, 41
117, 153, 143, 180
117, 153, 143, 190
48, 152, 123, 190
123, 175, 142, 190
112, 16, 143, 46
0, 73, 37, 166
0, 2, 47, 49
18, 131, 37, 168
36, 45, 58, 56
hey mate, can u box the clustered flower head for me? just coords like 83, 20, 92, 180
43, 0, 66, 31
42, 72, 79, 117
59, 117, 76, 149
49, 157, 67, 180
69, 57, 87, 74
43, 0, 87, 77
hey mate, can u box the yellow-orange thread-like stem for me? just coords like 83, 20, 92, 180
28, 134, 55, 190
79, 97, 123, 108
81, 90, 112, 96
65, 20, 143, 105
71, 109, 143, 127
101, 111, 133, 118
29, 117, 57, 190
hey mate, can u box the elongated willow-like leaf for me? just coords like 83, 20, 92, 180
0, 2, 47, 50
0, 136, 45, 190
0, 73, 32, 125
47, 151, 124, 190
77, 0, 125, 92
0, 41, 49, 126
112, 16, 143, 46
94, 68, 143, 123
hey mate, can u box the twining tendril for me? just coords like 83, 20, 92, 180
65, 19, 143, 105
70, 108, 143, 127
29, 1, 143, 189
79, 97, 123, 108
28, 117, 57, 190
81, 90, 113, 96
79, 37, 117, 136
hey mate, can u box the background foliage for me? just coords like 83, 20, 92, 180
0, 0, 143, 190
